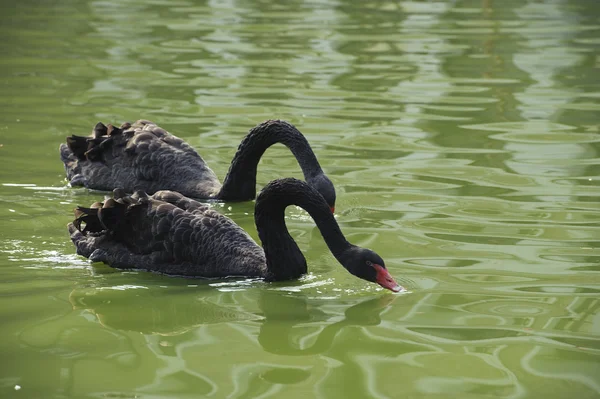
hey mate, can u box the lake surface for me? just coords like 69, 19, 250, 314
1, 0, 599, 397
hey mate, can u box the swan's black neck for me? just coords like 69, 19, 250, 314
254, 178, 351, 281
217, 120, 324, 201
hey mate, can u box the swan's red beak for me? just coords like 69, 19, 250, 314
374, 264, 403, 292
330, 206, 335, 213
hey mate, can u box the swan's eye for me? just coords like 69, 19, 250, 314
366, 260, 373, 267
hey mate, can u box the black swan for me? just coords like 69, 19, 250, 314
67, 178, 402, 292
60, 119, 336, 211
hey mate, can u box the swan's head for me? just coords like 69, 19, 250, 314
307, 173, 336, 213
342, 247, 403, 292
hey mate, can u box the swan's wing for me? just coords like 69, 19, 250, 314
151, 190, 211, 214
68, 192, 266, 278
129, 120, 200, 156
60, 120, 221, 197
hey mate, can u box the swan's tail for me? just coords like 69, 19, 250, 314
72, 194, 136, 235
59, 127, 95, 184
68, 222, 97, 258
65, 135, 90, 160
61, 121, 133, 165
68, 190, 150, 263
59, 142, 81, 183
60, 121, 134, 185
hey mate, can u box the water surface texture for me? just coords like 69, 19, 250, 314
1, 0, 599, 398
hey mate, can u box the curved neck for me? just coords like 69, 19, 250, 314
217, 120, 324, 201
254, 179, 350, 281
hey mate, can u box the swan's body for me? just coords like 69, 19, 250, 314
60, 119, 336, 210
68, 178, 401, 291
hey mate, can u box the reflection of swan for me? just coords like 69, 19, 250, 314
68, 287, 257, 335
68, 285, 395, 352
59, 119, 336, 211
66, 288, 396, 390
68, 178, 402, 291
258, 291, 396, 355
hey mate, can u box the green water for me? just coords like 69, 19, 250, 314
1, 0, 599, 397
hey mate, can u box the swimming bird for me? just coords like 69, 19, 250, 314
60, 119, 336, 211
68, 178, 401, 292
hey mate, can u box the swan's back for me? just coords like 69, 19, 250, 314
68, 189, 266, 278
60, 120, 221, 198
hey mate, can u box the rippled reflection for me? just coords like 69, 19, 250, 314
0, 0, 599, 397
68, 286, 259, 335
13, 286, 598, 397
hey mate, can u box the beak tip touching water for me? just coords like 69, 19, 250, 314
374, 265, 404, 293
390, 283, 405, 293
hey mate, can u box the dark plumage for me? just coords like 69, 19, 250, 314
59, 119, 336, 210
67, 178, 402, 292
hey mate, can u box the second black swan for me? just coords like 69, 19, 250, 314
60, 119, 336, 211
68, 178, 402, 292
